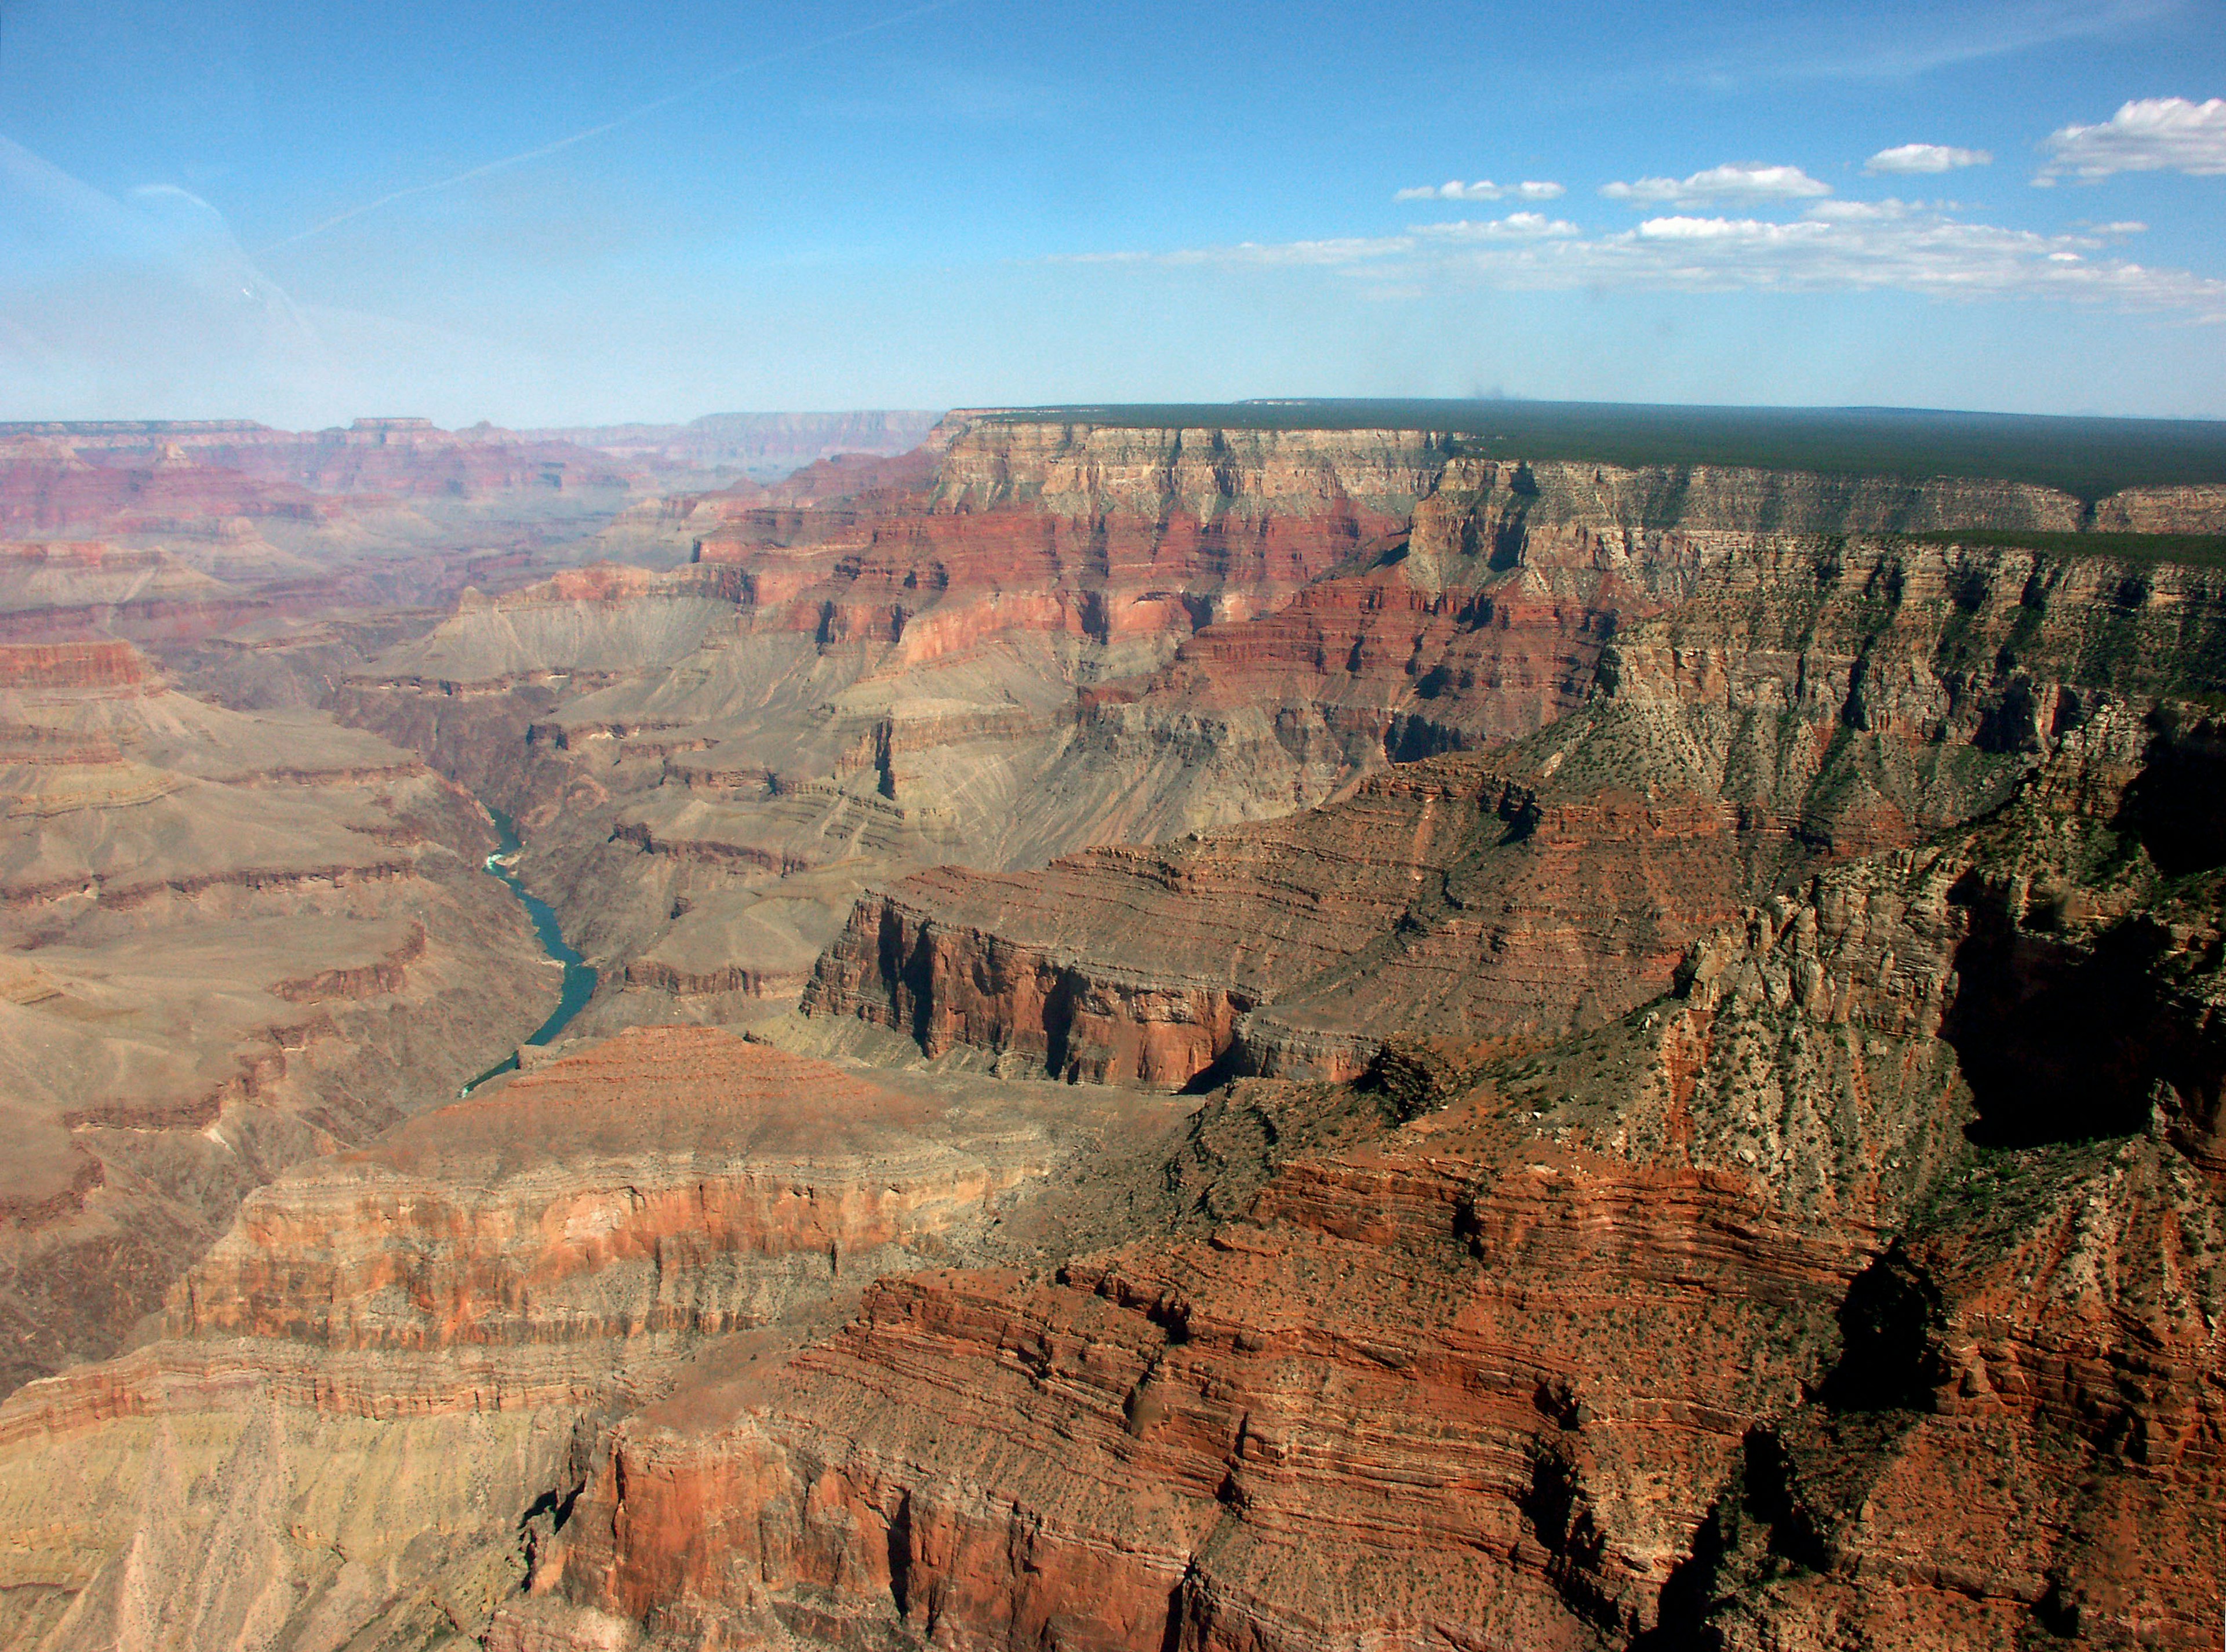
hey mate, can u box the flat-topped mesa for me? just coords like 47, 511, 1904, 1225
0, 639, 152, 691
923, 418, 1454, 518
789, 438, 2147, 786
0, 437, 334, 534
682, 421, 2099, 681
173, 1027, 1049, 1355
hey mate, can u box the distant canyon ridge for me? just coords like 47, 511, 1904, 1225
0, 401, 2221, 1651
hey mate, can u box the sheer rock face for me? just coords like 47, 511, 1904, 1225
330, 421, 2211, 1053
803, 529, 2226, 1089
689, 423, 1427, 656
0, 1029, 1182, 1652
802, 751, 1746, 1087
175, 1027, 1081, 1354
514, 709, 2226, 1652
506, 864, 1958, 1649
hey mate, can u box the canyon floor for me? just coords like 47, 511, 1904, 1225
0, 404, 2223, 1650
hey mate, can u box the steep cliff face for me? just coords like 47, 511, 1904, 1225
507, 702, 2226, 1652
802, 749, 1745, 1086
804, 528, 2226, 1087
334, 420, 2206, 1054
0, 1028, 1187, 1651
175, 1028, 1080, 1354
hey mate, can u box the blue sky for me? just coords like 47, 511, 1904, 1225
2, 0, 2223, 425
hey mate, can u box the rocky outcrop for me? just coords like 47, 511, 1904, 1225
803, 751, 1743, 1086
0, 639, 152, 690
0, 437, 333, 536
173, 1028, 1083, 1353
805, 526, 2226, 1086
510, 702, 2226, 1652
0, 1028, 1186, 1652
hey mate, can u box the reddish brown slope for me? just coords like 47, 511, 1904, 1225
804, 530, 2226, 1087
512, 705, 2226, 1652
803, 750, 1743, 1086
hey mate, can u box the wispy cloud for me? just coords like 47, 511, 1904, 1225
1600, 163, 1833, 206
1665, 0, 2173, 85
1413, 213, 1581, 241
254, 0, 963, 254
1061, 202, 2223, 320
1060, 234, 1414, 268
1393, 180, 1565, 203
1865, 143, 1993, 174
2036, 97, 2226, 183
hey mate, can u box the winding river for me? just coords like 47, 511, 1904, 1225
460, 808, 597, 1095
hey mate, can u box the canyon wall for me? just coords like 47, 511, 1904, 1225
4, 410, 2224, 1650
0, 638, 557, 1397
806, 521, 2226, 1088
0, 1028, 1187, 1650
509, 701, 2226, 1652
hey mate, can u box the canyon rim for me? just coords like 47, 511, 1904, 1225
0, 400, 2220, 1650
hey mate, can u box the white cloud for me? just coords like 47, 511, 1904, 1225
2037, 97, 2226, 181
1413, 213, 1581, 241
1865, 143, 1992, 174
1062, 234, 1422, 269
1600, 163, 1834, 206
1805, 198, 1914, 221
1068, 198, 2226, 321
1394, 179, 1565, 203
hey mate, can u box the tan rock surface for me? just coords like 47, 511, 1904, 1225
0, 1026, 1189, 1651
0, 639, 554, 1397
4, 414, 2225, 1651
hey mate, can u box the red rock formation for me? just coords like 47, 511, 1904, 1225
8, 413, 2210, 1650
506, 705, 2226, 1652
1, 419, 640, 501
0, 639, 150, 690
805, 749, 1747, 1086
0, 1027, 1188, 1651
0, 436, 336, 534
803, 516, 2226, 1090
174, 1027, 1066, 1354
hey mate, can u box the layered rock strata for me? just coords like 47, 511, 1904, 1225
6, 413, 2220, 1652
0, 1027, 1186, 1651
0, 639, 553, 1396
337, 419, 2226, 1052
806, 528, 2226, 1087
511, 703, 2226, 1651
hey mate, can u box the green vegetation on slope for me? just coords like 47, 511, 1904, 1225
1900, 529, 2226, 567
976, 399, 2226, 501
